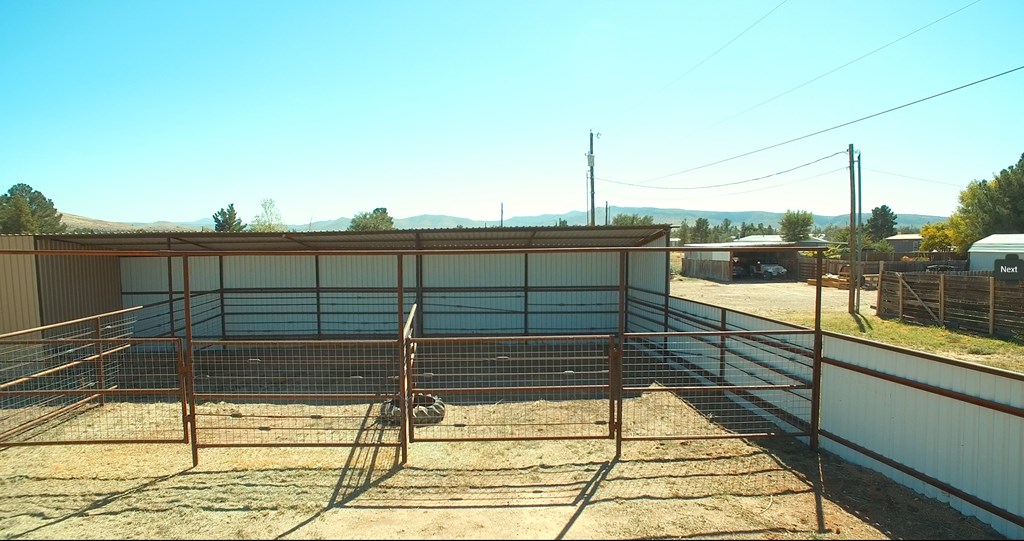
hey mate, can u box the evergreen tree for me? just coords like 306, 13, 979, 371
212, 203, 246, 232
865, 205, 898, 242
0, 183, 66, 234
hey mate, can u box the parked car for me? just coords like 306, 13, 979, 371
926, 264, 956, 273
757, 263, 788, 279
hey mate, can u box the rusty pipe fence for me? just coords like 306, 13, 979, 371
0, 307, 188, 447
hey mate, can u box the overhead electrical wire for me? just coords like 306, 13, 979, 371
866, 168, 967, 187
655, 0, 789, 93
637, 63, 1024, 184
597, 150, 846, 190
608, 166, 849, 204
689, 0, 984, 135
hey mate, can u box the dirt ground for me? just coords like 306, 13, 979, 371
668, 275, 866, 317
0, 278, 1007, 540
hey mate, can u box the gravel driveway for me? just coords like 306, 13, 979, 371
669, 276, 870, 319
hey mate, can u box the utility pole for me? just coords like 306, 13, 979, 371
848, 144, 856, 314
588, 130, 596, 226
500, 203, 504, 227
605, 201, 609, 225
856, 151, 863, 313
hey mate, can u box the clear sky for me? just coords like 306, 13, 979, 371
1, 0, 1021, 226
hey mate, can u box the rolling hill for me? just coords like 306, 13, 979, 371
58, 207, 947, 234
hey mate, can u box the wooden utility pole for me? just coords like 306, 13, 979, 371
588, 130, 596, 226
848, 144, 856, 314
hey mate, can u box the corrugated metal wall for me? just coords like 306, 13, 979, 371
0, 236, 41, 334
820, 335, 1024, 539
35, 239, 121, 326
528, 252, 619, 334
422, 253, 526, 335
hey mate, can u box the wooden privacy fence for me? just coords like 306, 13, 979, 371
794, 256, 967, 282
876, 271, 1024, 337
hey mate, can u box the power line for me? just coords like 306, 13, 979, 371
597, 150, 845, 190
690, 0, 984, 135
640, 63, 1024, 183
866, 168, 966, 187
655, 0, 789, 94
607, 166, 848, 204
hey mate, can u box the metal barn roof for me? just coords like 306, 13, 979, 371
17, 225, 671, 253
968, 233, 1024, 253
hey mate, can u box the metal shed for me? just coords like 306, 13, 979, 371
1, 225, 672, 336
967, 233, 1024, 271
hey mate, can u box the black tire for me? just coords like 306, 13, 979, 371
379, 394, 446, 426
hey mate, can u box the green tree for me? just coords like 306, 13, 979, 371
348, 207, 396, 231
919, 222, 955, 252
779, 210, 813, 241
249, 198, 287, 232
0, 183, 67, 234
611, 213, 654, 226
865, 205, 898, 242
212, 203, 246, 232
691, 217, 711, 243
675, 219, 690, 245
948, 152, 1024, 253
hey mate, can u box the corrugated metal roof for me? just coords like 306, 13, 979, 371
683, 235, 829, 249
885, 233, 923, 240
969, 234, 1024, 253
18, 225, 671, 252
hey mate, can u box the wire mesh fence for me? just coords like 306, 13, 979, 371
621, 331, 814, 439
0, 337, 186, 445
189, 340, 403, 448
408, 336, 615, 441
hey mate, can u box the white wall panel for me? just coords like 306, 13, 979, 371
821, 334, 1024, 539
222, 255, 315, 288
528, 253, 617, 287
424, 254, 523, 287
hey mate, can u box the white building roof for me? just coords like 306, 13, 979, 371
968, 234, 1024, 253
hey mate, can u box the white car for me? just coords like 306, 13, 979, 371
758, 263, 787, 278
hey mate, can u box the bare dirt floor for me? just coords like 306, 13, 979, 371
0, 278, 1007, 540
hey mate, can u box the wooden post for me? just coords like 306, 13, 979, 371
989, 277, 995, 336
938, 274, 945, 326
876, 261, 884, 314
897, 272, 904, 320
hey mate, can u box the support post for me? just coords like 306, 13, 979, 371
848, 144, 856, 314
810, 249, 824, 451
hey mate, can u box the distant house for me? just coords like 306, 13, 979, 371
885, 233, 922, 252
968, 234, 1024, 271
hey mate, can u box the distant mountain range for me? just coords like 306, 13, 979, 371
60, 207, 948, 233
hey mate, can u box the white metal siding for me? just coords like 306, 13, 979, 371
821, 335, 1024, 539
222, 255, 315, 288
424, 253, 523, 287
528, 253, 617, 287
319, 254, 417, 288
628, 240, 667, 295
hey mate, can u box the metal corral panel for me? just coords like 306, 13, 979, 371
820, 334, 1024, 538
34, 239, 121, 325
0, 236, 41, 334
423, 253, 524, 287
222, 255, 316, 288
528, 252, 617, 287
319, 254, 417, 288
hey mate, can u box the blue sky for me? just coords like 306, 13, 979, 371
1, 0, 1021, 226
